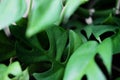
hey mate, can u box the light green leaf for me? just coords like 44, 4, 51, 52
0, 0, 26, 29
62, 0, 88, 22
2, 62, 22, 80
86, 61, 105, 80
0, 64, 7, 79
97, 38, 112, 73
0, 62, 29, 80
64, 41, 105, 80
12, 68, 29, 80
26, 0, 62, 37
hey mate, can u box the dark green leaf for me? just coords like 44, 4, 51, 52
0, 30, 15, 61
33, 62, 64, 80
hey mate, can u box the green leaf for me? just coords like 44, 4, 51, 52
0, 30, 15, 61
48, 26, 68, 62
69, 30, 83, 53
62, 0, 88, 22
112, 30, 120, 54
64, 41, 105, 80
0, 64, 7, 79
12, 68, 29, 80
26, 0, 62, 37
84, 25, 118, 39
0, 62, 29, 80
1, 62, 28, 80
14, 25, 68, 64
86, 61, 106, 80
115, 77, 120, 80
33, 62, 64, 80
0, 0, 26, 29
97, 38, 112, 73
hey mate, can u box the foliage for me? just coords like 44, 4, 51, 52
0, 0, 120, 80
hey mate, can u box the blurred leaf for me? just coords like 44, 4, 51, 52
97, 38, 112, 73
26, 0, 62, 37
0, 61, 29, 80
62, 0, 88, 22
0, 64, 7, 79
0, 0, 26, 29
12, 69, 29, 80
115, 77, 120, 80
0, 30, 15, 61
64, 41, 106, 80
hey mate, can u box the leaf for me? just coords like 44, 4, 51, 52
97, 38, 112, 73
62, 0, 88, 22
64, 41, 106, 80
0, 0, 26, 29
33, 62, 64, 80
14, 25, 68, 64
0, 61, 29, 80
84, 25, 118, 39
0, 30, 15, 61
112, 30, 120, 54
26, 0, 62, 37
0, 64, 7, 79
115, 77, 120, 80
86, 61, 106, 80
12, 68, 29, 80
16, 42, 49, 64
69, 30, 83, 53
47, 26, 68, 62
